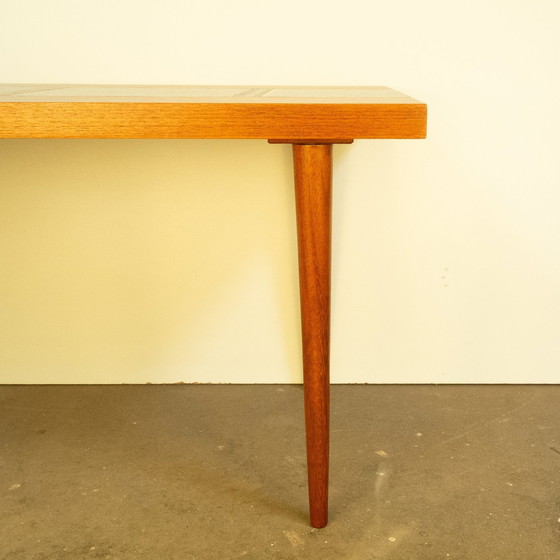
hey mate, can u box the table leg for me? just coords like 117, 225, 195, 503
292, 144, 332, 528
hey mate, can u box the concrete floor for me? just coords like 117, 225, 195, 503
1, 385, 560, 559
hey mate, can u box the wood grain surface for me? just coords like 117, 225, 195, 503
293, 144, 332, 528
0, 85, 427, 140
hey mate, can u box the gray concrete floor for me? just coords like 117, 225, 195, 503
1, 385, 560, 559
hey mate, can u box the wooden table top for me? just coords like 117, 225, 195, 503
0, 84, 426, 140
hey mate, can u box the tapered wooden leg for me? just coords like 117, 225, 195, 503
293, 144, 332, 528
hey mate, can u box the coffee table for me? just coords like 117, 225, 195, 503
0, 84, 427, 527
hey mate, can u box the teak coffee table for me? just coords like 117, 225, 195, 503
0, 84, 427, 527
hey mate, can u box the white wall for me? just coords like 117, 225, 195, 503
1, 0, 559, 383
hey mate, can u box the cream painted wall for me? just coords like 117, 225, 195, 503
1, 0, 559, 383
